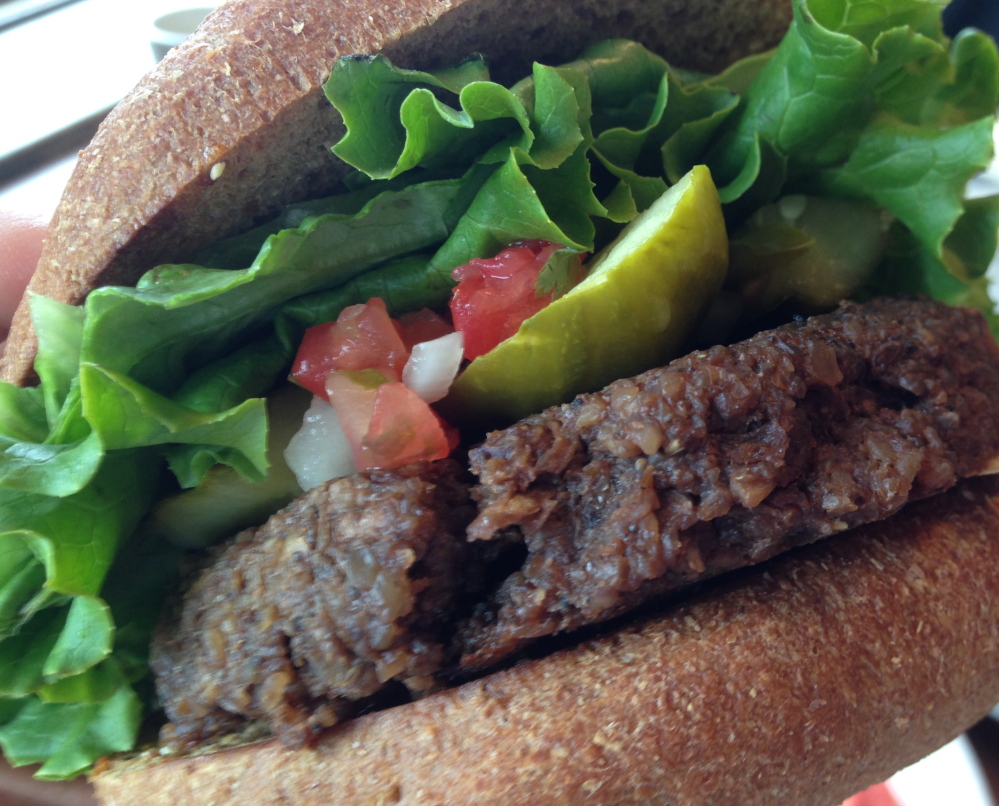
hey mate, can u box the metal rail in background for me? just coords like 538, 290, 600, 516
0, 0, 155, 187
0, 107, 107, 187
0, 0, 83, 33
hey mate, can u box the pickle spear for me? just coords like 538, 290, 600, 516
444, 165, 728, 424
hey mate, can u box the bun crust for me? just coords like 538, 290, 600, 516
0, 0, 791, 385
93, 476, 999, 806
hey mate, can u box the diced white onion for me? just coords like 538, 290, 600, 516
283, 396, 357, 491
402, 331, 465, 403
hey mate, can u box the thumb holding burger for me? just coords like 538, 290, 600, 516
0, 212, 44, 349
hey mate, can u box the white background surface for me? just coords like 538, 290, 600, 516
890, 736, 994, 806
0, 0, 156, 160
0, 0, 216, 166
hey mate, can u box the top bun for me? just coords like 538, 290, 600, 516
0, 0, 791, 385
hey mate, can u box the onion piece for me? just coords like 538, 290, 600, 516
402, 331, 465, 403
283, 396, 357, 490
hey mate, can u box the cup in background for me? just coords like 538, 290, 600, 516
151, 7, 215, 61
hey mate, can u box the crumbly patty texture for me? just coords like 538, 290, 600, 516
152, 298, 999, 749
97, 475, 999, 806
460, 298, 999, 667
151, 460, 474, 750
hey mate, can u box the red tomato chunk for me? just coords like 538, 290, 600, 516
449, 240, 579, 361
292, 297, 410, 397
325, 371, 452, 470
395, 308, 454, 351
291, 299, 456, 472
366, 382, 453, 468
289, 238, 581, 473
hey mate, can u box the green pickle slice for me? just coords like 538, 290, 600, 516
444, 165, 728, 424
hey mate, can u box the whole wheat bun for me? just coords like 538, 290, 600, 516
0, 0, 791, 384
94, 476, 999, 805
6, 0, 999, 803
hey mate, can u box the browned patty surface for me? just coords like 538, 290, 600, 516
460, 297, 999, 667
152, 298, 999, 750
99, 474, 999, 806
152, 460, 474, 750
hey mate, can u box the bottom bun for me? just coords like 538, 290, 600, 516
93, 476, 999, 806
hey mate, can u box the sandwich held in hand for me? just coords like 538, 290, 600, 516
0, 0, 998, 803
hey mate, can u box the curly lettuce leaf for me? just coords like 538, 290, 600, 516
0, 449, 157, 777
280, 254, 452, 331
947, 194, 999, 281
0, 451, 159, 777
428, 154, 590, 279
83, 180, 470, 392
36, 658, 128, 706
0, 608, 68, 696
30, 296, 85, 426
0, 597, 113, 698
0, 299, 102, 499
0, 431, 103, 499
0, 384, 47, 445
0, 541, 45, 637
0, 683, 141, 780
865, 197, 999, 323
709, 0, 998, 229
806, 117, 995, 256
927, 29, 999, 125
80, 365, 268, 481
328, 54, 526, 179
709, 1, 875, 195
559, 39, 670, 110
193, 179, 416, 270
0, 452, 157, 602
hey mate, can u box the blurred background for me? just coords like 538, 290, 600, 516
0, 0, 216, 222
1, 0, 996, 223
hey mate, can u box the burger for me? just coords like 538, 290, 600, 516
1, 0, 999, 803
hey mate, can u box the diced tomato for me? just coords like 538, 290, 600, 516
449, 240, 581, 361
292, 298, 409, 397
436, 412, 461, 452
395, 308, 454, 351
365, 383, 452, 467
293, 297, 461, 472
294, 236, 586, 473
325, 369, 386, 463
326, 370, 450, 470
